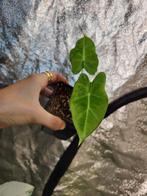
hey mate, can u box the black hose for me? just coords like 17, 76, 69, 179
105, 87, 147, 117
42, 87, 147, 196
42, 135, 79, 196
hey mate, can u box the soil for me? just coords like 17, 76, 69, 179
46, 82, 73, 124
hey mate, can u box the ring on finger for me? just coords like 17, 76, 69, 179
44, 71, 54, 81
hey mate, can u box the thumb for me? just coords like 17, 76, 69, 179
34, 106, 66, 131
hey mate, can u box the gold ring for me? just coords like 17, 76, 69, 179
44, 71, 54, 81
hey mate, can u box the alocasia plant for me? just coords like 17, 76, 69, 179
69, 35, 108, 144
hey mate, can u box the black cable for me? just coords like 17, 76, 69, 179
42, 87, 147, 196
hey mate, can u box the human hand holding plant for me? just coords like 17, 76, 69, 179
0, 35, 108, 145
0, 72, 67, 130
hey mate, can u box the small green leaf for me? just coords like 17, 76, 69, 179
69, 36, 99, 75
70, 72, 108, 144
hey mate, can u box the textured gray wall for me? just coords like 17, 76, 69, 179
0, 0, 147, 195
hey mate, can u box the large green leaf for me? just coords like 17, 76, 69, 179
69, 36, 99, 75
70, 72, 108, 144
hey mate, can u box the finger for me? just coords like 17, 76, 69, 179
35, 72, 68, 89
26, 72, 68, 101
54, 72, 68, 84
41, 87, 53, 97
26, 73, 49, 91
34, 106, 65, 130
43, 71, 68, 84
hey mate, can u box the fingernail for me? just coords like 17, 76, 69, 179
48, 86, 54, 92
59, 121, 66, 130
45, 87, 54, 96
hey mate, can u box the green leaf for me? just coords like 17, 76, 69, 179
69, 35, 99, 75
70, 72, 108, 144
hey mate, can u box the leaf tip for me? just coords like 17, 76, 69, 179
78, 138, 84, 146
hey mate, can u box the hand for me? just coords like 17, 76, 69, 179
0, 72, 68, 130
